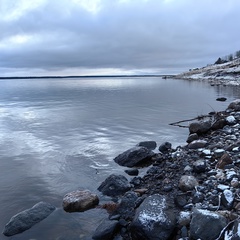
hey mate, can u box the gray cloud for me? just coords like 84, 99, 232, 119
1, 0, 240, 76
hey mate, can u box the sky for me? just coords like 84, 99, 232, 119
0, 0, 240, 77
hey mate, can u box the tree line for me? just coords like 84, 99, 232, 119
215, 50, 240, 64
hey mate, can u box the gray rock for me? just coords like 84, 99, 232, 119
228, 99, 240, 111
226, 116, 236, 125
193, 160, 207, 173
62, 190, 99, 212
124, 168, 139, 176
2, 201, 56, 236
221, 189, 234, 209
190, 208, 227, 240
158, 142, 172, 153
188, 140, 207, 149
137, 141, 157, 150
92, 219, 119, 240
189, 121, 211, 134
114, 146, 154, 167
130, 194, 176, 240
178, 211, 191, 226
211, 118, 227, 130
98, 174, 131, 197
186, 133, 199, 143
179, 175, 198, 192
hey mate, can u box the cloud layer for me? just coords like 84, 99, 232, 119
1, 0, 240, 76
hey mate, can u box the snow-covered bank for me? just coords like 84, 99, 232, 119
175, 59, 240, 86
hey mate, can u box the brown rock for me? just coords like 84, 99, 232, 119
63, 190, 99, 212
216, 153, 233, 169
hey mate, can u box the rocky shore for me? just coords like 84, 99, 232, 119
174, 59, 240, 86
92, 99, 240, 240
2, 99, 240, 239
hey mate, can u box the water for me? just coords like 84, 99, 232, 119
0, 77, 239, 239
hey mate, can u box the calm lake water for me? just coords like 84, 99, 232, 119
0, 77, 240, 239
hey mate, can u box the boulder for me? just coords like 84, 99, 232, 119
124, 168, 139, 176
62, 190, 99, 212
211, 118, 227, 130
98, 174, 131, 197
186, 133, 199, 143
137, 141, 157, 150
189, 121, 211, 134
2, 201, 56, 236
158, 142, 172, 153
190, 208, 227, 240
92, 219, 119, 240
114, 146, 154, 167
228, 99, 240, 111
130, 194, 176, 240
179, 175, 198, 192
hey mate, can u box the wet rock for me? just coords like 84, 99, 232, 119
98, 174, 131, 197
125, 168, 139, 176
179, 175, 198, 192
92, 219, 119, 240
62, 190, 99, 212
2, 202, 56, 236
221, 189, 234, 209
186, 133, 199, 143
158, 142, 172, 153
193, 160, 207, 173
189, 121, 211, 134
137, 141, 157, 150
211, 118, 227, 130
130, 194, 176, 240
114, 146, 154, 167
188, 140, 207, 149
228, 99, 240, 111
216, 153, 232, 169
216, 97, 227, 102
190, 208, 227, 240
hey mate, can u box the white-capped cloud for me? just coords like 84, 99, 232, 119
0, 0, 240, 76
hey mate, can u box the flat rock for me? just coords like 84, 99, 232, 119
130, 194, 176, 240
189, 121, 211, 134
62, 190, 99, 212
2, 201, 56, 236
114, 146, 154, 167
188, 140, 207, 149
98, 174, 131, 197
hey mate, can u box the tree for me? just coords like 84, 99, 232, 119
215, 57, 223, 64
228, 54, 233, 61
235, 50, 240, 59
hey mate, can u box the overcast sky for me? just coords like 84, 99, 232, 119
0, 0, 240, 76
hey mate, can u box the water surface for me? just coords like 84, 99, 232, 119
0, 77, 239, 239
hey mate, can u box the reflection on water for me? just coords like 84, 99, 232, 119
0, 77, 240, 239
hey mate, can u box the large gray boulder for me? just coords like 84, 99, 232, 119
2, 201, 56, 236
190, 208, 227, 240
98, 174, 131, 197
130, 194, 176, 240
62, 190, 99, 212
189, 121, 211, 134
114, 146, 154, 167
228, 99, 240, 111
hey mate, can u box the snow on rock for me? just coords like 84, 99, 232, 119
130, 194, 176, 240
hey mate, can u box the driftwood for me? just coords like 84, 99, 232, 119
169, 114, 213, 128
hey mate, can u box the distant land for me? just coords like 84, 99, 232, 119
0, 74, 175, 80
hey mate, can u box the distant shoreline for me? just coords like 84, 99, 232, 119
0, 74, 175, 80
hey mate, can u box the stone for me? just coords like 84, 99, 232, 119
217, 184, 229, 191
158, 142, 172, 153
124, 168, 139, 176
179, 175, 198, 192
174, 194, 188, 208
186, 133, 199, 143
137, 141, 157, 150
189, 121, 211, 134
214, 149, 225, 158
216, 153, 233, 169
193, 160, 207, 173
202, 149, 211, 155
2, 202, 56, 236
226, 116, 236, 125
211, 119, 227, 130
98, 174, 131, 197
62, 190, 99, 212
188, 140, 207, 149
228, 99, 240, 111
130, 194, 176, 240
216, 97, 227, 101
92, 219, 119, 240
114, 146, 154, 167
221, 189, 234, 209
190, 209, 227, 240
178, 211, 191, 226
224, 220, 240, 240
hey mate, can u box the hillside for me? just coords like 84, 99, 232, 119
175, 58, 240, 86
